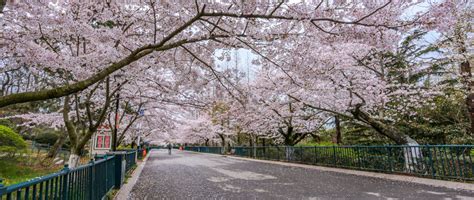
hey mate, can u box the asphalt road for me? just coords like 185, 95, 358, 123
128, 150, 474, 200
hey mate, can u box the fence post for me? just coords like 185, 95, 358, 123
332, 146, 337, 166
89, 159, 95, 200
426, 146, 436, 178
134, 150, 137, 165
356, 147, 362, 169
113, 153, 125, 189
300, 146, 303, 162
387, 146, 393, 172
264, 146, 267, 159
0, 178, 6, 196
253, 146, 257, 158
313, 146, 317, 164
61, 164, 70, 200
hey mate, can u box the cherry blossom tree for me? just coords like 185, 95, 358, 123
0, 0, 426, 108
1, 1, 470, 170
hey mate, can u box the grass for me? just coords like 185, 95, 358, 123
0, 156, 62, 186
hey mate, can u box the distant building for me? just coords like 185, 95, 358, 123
91, 124, 112, 155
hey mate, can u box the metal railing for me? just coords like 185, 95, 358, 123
186, 145, 474, 181
184, 146, 222, 154
0, 151, 139, 199
125, 151, 137, 172
29, 142, 70, 164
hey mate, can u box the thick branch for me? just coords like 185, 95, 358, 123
0, 34, 227, 108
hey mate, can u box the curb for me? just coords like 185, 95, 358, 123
218, 154, 474, 192
114, 151, 151, 200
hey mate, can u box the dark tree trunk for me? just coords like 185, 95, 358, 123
333, 116, 342, 144
249, 133, 254, 147
236, 132, 241, 145
282, 126, 296, 146
47, 131, 68, 158
350, 105, 417, 145
218, 134, 225, 147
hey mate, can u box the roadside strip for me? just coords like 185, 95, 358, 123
142, 150, 473, 192
208, 153, 474, 192
114, 151, 151, 200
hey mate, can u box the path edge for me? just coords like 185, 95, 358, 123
211, 153, 474, 191
114, 151, 151, 200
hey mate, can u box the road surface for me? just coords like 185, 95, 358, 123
128, 150, 474, 199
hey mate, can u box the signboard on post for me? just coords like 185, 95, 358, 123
91, 124, 112, 155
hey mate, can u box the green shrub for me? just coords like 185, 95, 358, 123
0, 125, 27, 154
35, 131, 59, 146
117, 145, 133, 150
0, 119, 14, 129
296, 141, 337, 147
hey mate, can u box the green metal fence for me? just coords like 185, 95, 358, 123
186, 145, 474, 181
30, 142, 70, 165
184, 146, 222, 154
125, 151, 137, 172
0, 151, 138, 199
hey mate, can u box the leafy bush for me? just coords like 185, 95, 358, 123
117, 145, 133, 150
0, 125, 27, 154
35, 131, 59, 146
296, 141, 337, 147
0, 119, 14, 129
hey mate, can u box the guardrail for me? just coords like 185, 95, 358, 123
186, 145, 474, 181
0, 150, 139, 199
30, 142, 70, 163
184, 146, 222, 154
125, 151, 137, 172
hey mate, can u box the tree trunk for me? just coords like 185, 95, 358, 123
218, 134, 225, 153
68, 153, 81, 168
350, 105, 423, 171
333, 116, 342, 144
281, 127, 296, 146
350, 105, 414, 145
47, 131, 67, 158
236, 132, 241, 145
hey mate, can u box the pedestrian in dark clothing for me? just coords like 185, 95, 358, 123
167, 143, 172, 155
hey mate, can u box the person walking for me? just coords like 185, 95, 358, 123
167, 143, 172, 155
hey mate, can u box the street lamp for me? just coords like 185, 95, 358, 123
112, 74, 122, 151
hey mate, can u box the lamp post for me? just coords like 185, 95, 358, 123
112, 75, 121, 151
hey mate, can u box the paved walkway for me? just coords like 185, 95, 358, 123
128, 150, 474, 199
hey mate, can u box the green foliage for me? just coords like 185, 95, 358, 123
35, 131, 59, 146
341, 125, 393, 145
117, 145, 133, 150
296, 141, 336, 147
397, 90, 473, 144
0, 125, 27, 153
0, 118, 14, 129
0, 156, 60, 186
